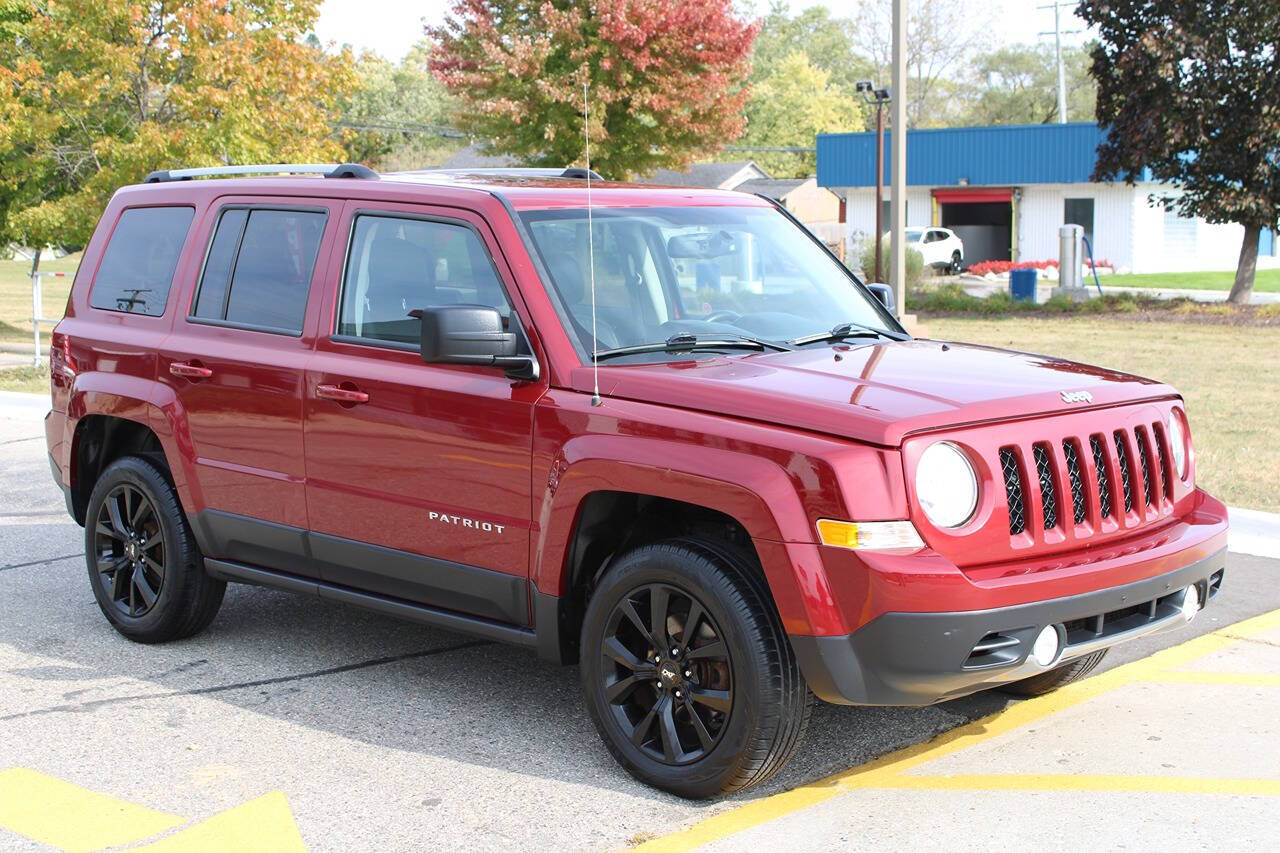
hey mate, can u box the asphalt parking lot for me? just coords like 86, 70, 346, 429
2, 390, 1278, 852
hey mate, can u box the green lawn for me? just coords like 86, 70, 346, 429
927, 315, 1280, 513
1101, 268, 1280, 292
0, 254, 80, 345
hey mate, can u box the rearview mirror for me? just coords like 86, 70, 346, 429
418, 305, 538, 381
667, 231, 736, 259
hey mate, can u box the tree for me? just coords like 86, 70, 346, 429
742, 52, 862, 177
427, 0, 759, 179
751, 2, 873, 100
961, 44, 1097, 126
342, 42, 462, 170
855, 0, 996, 128
1080, 0, 1280, 304
0, 0, 354, 250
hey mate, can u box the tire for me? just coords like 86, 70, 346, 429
949, 251, 962, 275
1000, 649, 1108, 697
579, 538, 811, 798
84, 455, 226, 643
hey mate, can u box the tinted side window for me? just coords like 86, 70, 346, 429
192, 208, 325, 334
90, 207, 194, 316
337, 215, 512, 346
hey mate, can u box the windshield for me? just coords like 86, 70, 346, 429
520, 205, 895, 359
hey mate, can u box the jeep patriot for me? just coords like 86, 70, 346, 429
45, 163, 1228, 797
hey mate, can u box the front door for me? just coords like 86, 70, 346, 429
303, 203, 543, 626
158, 199, 336, 575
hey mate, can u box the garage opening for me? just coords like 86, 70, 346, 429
934, 189, 1013, 267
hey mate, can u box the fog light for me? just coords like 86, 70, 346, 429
1031, 625, 1061, 667
1181, 585, 1200, 622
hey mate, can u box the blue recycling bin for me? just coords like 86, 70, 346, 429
1009, 268, 1037, 302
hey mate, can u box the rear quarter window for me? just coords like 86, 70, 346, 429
89, 206, 195, 316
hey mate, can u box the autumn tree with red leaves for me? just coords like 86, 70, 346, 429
427, 0, 759, 179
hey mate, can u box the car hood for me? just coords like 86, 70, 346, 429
570, 340, 1177, 446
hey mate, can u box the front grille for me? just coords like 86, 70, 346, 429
1090, 435, 1113, 518
1062, 439, 1087, 525
1114, 431, 1134, 513
1033, 444, 1058, 530
989, 418, 1176, 547
1000, 448, 1026, 535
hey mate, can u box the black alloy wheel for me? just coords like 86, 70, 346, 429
601, 583, 733, 766
93, 483, 166, 618
580, 539, 811, 798
84, 455, 226, 642
950, 251, 963, 275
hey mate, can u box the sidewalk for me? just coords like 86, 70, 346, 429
957, 277, 1280, 306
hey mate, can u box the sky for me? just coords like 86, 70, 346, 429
314, 0, 1095, 62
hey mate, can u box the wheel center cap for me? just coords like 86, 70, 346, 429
658, 662, 680, 686
125, 542, 139, 561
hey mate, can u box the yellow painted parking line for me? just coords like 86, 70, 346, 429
634, 607, 1280, 853
0, 767, 184, 853
873, 773, 1280, 797
1146, 671, 1280, 687
133, 791, 306, 852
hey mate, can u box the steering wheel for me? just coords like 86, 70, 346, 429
705, 310, 741, 324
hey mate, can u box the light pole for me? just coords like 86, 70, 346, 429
856, 81, 891, 284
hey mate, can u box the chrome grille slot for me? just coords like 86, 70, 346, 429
1033, 443, 1058, 530
1134, 427, 1155, 507
964, 632, 1022, 669
1113, 430, 1134, 513
1152, 421, 1173, 500
1062, 439, 1087, 525
1000, 448, 1026, 535
1090, 434, 1113, 519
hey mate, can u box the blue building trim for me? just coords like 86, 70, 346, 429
816, 122, 1110, 188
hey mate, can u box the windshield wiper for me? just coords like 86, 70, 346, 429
594, 332, 791, 362
791, 321, 905, 346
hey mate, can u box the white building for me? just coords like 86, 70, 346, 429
817, 123, 1278, 273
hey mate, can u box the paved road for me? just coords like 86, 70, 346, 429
1, 391, 1277, 851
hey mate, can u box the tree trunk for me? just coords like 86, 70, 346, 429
1227, 223, 1260, 306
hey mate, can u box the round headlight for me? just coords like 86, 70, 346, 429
1168, 411, 1188, 480
915, 441, 979, 528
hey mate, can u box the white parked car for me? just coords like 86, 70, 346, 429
904, 227, 964, 274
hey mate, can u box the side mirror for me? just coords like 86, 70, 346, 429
865, 282, 896, 313
418, 305, 538, 381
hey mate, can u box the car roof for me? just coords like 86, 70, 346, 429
117, 169, 776, 212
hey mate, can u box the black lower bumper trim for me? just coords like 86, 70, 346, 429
791, 548, 1227, 706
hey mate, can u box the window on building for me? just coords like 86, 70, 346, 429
337, 214, 513, 347
880, 200, 909, 233
1064, 198, 1095, 247
90, 207, 195, 316
192, 208, 326, 334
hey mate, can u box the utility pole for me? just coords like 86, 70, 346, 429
1039, 1, 1082, 124
889, 0, 907, 316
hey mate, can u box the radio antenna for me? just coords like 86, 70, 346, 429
584, 81, 602, 407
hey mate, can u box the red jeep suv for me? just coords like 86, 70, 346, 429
45, 164, 1228, 798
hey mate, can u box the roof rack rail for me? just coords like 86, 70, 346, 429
142, 163, 378, 184
421, 167, 604, 181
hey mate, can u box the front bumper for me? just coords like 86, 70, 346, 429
791, 547, 1226, 706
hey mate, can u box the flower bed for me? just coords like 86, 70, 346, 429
966, 258, 1113, 277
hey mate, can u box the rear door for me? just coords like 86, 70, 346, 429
303, 201, 544, 625
158, 198, 338, 575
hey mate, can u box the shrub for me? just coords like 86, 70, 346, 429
860, 237, 923, 287
966, 258, 1113, 277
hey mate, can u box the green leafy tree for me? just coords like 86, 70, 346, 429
751, 2, 873, 100
742, 52, 862, 177
342, 42, 462, 170
0, 0, 354, 251
1080, 0, 1280, 304
962, 44, 1097, 126
427, 0, 759, 179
